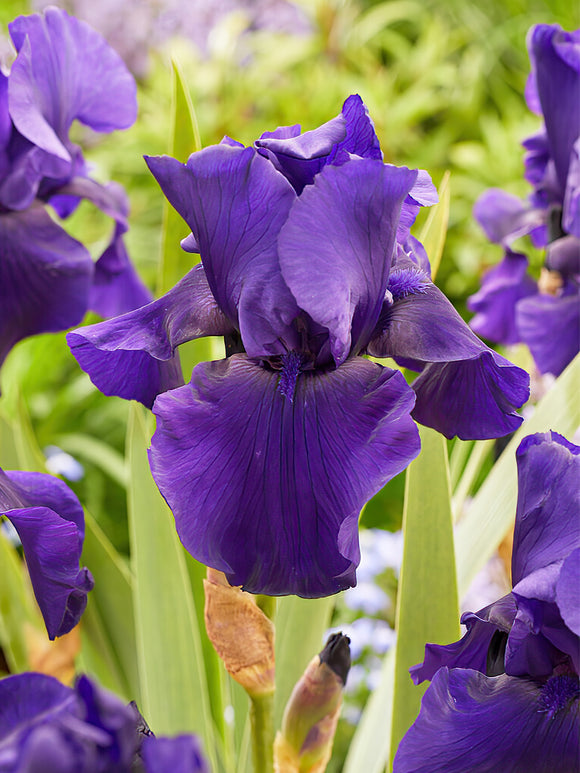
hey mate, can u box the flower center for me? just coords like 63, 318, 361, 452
539, 674, 580, 719
278, 351, 304, 403
387, 267, 429, 302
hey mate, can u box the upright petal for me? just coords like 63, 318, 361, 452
393, 668, 580, 773
0, 206, 93, 369
0, 469, 93, 639
528, 25, 580, 192
8, 7, 136, 162
68, 264, 231, 408
255, 94, 382, 192
142, 735, 209, 773
146, 147, 298, 357
512, 432, 580, 586
279, 159, 418, 365
150, 355, 419, 597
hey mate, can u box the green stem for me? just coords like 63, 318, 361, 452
250, 691, 275, 773
256, 594, 277, 622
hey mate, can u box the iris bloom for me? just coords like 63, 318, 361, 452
394, 431, 580, 772
468, 24, 580, 376
0, 672, 208, 773
0, 7, 150, 372
0, 467, 93, 640
68, 95, 529, 598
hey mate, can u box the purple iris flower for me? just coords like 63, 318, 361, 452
0, 467, 93, 640
468, 24, 580, 377
0, 7, 150, 372
393, 431, 580, 772
0, 672, 208, 773
67, 95, 528, 598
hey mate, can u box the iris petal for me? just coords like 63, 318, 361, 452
393, 668, 580, 773
278, 159, 417, 365
67, 264, 230, 408
410, 350, 529, 440
8, 7, 136, 163
0, 206, 92, 369
150, 355, 419, 597
0, 470, 93, 640
145, 147, 298, 357
516, 289, 580, 376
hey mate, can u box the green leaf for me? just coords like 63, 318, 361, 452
274, 596, 335, 730
418, 170, 450, 280
80, 511, 139, 700
126, 403, 217, 768
390, 426, 460, 765
343, 649, 395, 773
0, 530, 39, 672
455, 353, 580, 596
157, 60, 202, 296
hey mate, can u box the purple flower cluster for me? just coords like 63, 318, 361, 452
468, 24, 580, 377
0, 7, 150, 374
394, 431, 580, 772
0, 672, 208, 773
68, 95, 529, 599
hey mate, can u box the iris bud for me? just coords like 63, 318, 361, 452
274, 633, 351, 773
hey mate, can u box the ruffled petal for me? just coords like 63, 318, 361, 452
145, 147, 298, 357
393, 668, 580, 773
512, 431, 580, 585
517, 287, 580, 376
528, 25, 580, 192
467, 251, 538, 345
255, 94, 382, 192
0, 206, 93, 369
278, 159, 418, 365
410, 349, 529, 440
0, 469, 93, 639
410, 595, 517, 684
150, 355, 419, 597
8, 7, 136, 163
68, 264, 230, 408
546, 235, 580, 277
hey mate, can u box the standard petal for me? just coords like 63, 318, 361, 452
279, 159, 418, 365
0, 469, 93, 639
255, 94, 382, 192
0, 206, 93, 369
393, 668, 580, 773
150, 355, 419, 597
467, 251, 538, 345
517, 287, 580, 376
410, 349, 529, 440
68, 264, 230, 408
512, 432, 580, 585
8, 7, 136, 162
528, 25, 580, 191
145, 147, 298, 357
